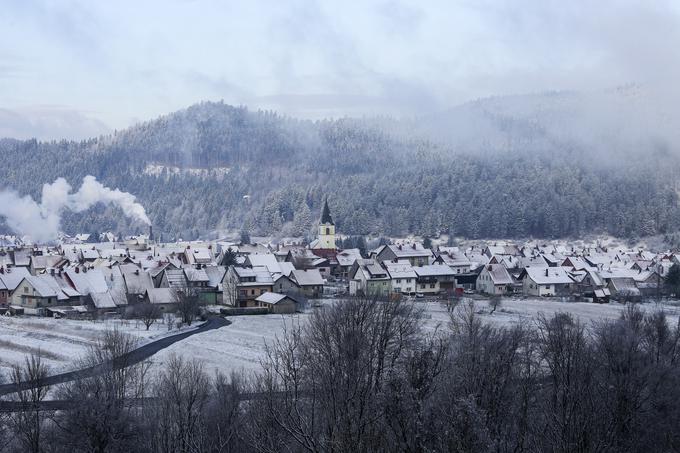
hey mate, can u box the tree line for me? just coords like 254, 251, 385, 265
1, 297, 680, 452
1, 101, 679, 241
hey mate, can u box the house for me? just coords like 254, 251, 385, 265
435, 248, 472, 274
290, 269, 324, 298
384, 262, 417, 295
121, 265, 154, 304
520, 267, 573, 297
335, 248, 363, 280
144, 288, 179, 312
375, 243, 432, 267
349, 259, 391, 296
255, 292, 298, 314
608, 277, 641, 300
223, 266, 274, 307
414, 264, 457, 295
476, 264, 514, 295
0, 266, 31, 307
272, 274, 300, 295
184, 246, 213, 266
11, 275, 65, 314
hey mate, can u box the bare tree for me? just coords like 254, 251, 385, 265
8, 354, 51, 453
222, 271, 239, 307
488, 295, 502, 315
51, 329, 150, 453
134, 302, 161, 330
174, 287, 200, 326
244, 295, 448, 452
147, 355, 211, 453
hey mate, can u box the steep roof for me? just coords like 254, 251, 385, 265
522, 267, 573, 285
256, 291, 295, 305
291, 269, 324, 286
483, 264, 514, 285
320, 199, 334, 225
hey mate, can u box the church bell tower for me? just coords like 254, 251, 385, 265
317, 199, 336, 250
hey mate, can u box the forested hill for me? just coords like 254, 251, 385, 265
1, 93, 679, 241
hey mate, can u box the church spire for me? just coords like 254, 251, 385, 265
321, 198, 334, 225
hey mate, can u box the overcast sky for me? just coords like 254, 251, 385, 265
1, 0, 679, 140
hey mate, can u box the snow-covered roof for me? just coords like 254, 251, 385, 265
384, 262, 417, 279
387, 243, 432, 258
256, 292, 294, 305
184, 267, 209, 283
482, 264, 514, 285
65, 268, 109, 294
0, 267, 31, 291
291, 269, 324, 286
90, 292, 117, 309
204, 266, 226, 287
23, 275, 59, 298
247, 254, 282, 274
414, 264, 455, 277
146, 288, 177, 305
522, 267, 573, 285
336, 248, 362, 267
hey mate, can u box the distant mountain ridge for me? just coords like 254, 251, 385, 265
0, 90, 679, 241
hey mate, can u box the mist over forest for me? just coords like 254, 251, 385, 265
1, 87, 679, 242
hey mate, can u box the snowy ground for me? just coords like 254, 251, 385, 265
0, 315, 196, 377
2, 298, 680, 380
148, 297, 680, 377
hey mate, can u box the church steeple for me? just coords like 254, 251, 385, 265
321, 198, 334, 225
313, 198, 336, 250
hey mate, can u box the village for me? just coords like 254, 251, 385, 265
0, 200, 676, 322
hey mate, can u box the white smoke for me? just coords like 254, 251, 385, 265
0, 175, 150, 242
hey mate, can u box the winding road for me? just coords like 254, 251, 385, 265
0, 316, 230, 396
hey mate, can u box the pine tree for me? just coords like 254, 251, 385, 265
293, 202, 312, 236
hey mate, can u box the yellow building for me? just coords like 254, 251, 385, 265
311, 199, 336, 250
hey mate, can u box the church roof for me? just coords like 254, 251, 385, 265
321, 199, 334, 225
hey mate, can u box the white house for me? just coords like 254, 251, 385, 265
520, 267, 573, 297
383, 262, 417, 295
476, 264, 513, 295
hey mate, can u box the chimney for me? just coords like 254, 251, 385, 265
75, 267, 80, 274
412, 244, 416, 250
134, 269, 140, 275
149, 225, 154, 242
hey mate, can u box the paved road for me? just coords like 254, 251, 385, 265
0, 316, 230, 396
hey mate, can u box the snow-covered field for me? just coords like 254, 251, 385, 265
2, 298, 680, 379
0, 316, 196, 377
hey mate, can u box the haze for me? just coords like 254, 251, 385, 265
2, 0, 680, 140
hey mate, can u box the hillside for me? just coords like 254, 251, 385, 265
1, 93, 679, 241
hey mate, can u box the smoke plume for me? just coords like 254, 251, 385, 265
0, 175, 150, 242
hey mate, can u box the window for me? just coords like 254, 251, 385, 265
430, 284, 435, 289
396, 279, 401, 284
326, 227, 330, 235
24, 287, 28, 294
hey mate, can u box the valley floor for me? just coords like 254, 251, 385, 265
1, 297, 679, 379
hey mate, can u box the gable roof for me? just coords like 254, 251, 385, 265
522, 267, 573, 285
256, 291, 296, 305
290, 269, 324, 286
482, 264, 514, 285
0, 267, 31, 291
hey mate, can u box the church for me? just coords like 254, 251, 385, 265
310, 198, 337, 258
